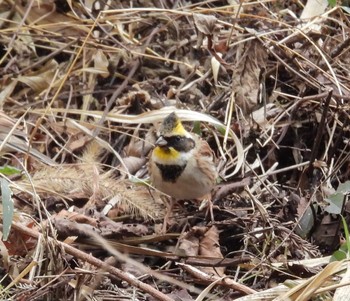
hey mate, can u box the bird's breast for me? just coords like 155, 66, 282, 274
155, 163, 186, 183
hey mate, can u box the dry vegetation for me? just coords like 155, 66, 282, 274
1, 0, 350, 300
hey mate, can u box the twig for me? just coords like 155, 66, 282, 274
16, 38, 79, 75
177, 263, 256, 295
307, 89, 333, 176
213, 177, 251, 202
12, 222, 175, 301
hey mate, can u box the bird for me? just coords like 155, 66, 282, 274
149, 112, 217, 227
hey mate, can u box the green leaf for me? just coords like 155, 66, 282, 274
192, 120, 201, 135
1, 178, 14, 241
295, 205, 315, 238
328, 0, 336, 6
331, 216, 350, 261
336, 181, 350, 194
0, 166, 21, 176
341, 215, 350, 259
325, 181, 350, 214
331, 248, 347, 261
325, 192, 343, 214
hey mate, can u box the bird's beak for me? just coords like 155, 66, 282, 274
155, 136, 168, 147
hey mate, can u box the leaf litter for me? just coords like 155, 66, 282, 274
1, 0, 350, 300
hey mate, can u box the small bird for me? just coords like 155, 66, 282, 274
149, 112, 217, 204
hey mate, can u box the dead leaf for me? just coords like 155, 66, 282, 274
232, 39, 267, 114
177, 230, 200, 257
199, 226, 225, 276
122, 156, 146, 175
3, 221, 37, 256
15, 2, 89, 36
312, 213, 340, 250
166, 289, 194, 301
17, 60, 59, 92
193, 13, 217, 35
211, 53, 222, 85
300, 0, 328, 20
276, 261, 343, 301
177, 226, 225, 276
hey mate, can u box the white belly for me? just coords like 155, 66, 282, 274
150, 162, 215, 200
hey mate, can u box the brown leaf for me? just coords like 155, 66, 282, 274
232, 39, 267, 114
287, 263, 321, 278
166, 289, 194, 301
0, 111, 54, 165
177, 230, 200, 257
312, 213, 340, 249
177, 226, 225, 276
199, 226, 221, 258
93, 50, 109, 78
199, 226, 225, 276
193, 13, 217, 35
3, 221, 37, 256
122, 156, 146, 175
15, 2, 89, 35
17, 60, 58, 92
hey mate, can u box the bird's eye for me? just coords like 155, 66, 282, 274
174, 136, 181, 142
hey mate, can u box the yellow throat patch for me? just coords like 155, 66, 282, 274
153, 145, 180, 161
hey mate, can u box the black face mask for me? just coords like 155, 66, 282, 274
157, 135, 195, 152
